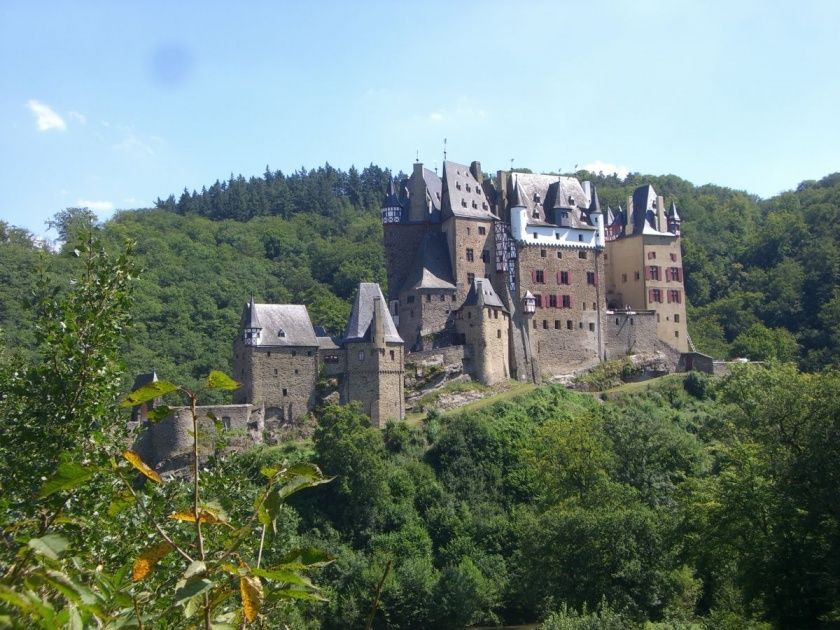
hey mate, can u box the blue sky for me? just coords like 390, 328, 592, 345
2, 0, 839, 235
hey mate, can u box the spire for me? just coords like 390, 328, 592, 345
668, 201, 681, 221
510, 178, 527, 208
589, 184, 602, 214
606, 205, 615, 225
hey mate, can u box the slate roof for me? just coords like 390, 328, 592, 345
631, 185, 658, 233
243, 303, 319, 347
132, 371, 158, 392
424, 168, 442, 214
442, 161, 498, 221
381, 177, 400, 209
343, 283, 403, 344
510, 173, 594, 229
462, 278, 507, 311
668, 201, 681, 221
401, 232, 456, 292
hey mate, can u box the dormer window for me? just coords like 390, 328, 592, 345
533, 193, 541, 203
568, 196, 575, 205
456, 182, 461, 190
277, 329, 286, 338
461, 199, 467, 207
466, 183, 471, 192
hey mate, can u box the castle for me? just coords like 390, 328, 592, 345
382, 159, 687, 384
133, 159, 689, 471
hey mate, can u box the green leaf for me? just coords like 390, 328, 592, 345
146, 405, 173, 423
120, 381, 179, 408
206, 370, 240, 391
275, 472, 333, 501
38, 461, 97, 498
28, 534, 69, 561
107, 491, 135, 517
251, 568, 312, 588
43, 570, 99, 607
174, 576, 213, 608
183, 560, 207, 580
277, 547, 334, 568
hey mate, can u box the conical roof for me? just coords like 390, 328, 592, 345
589, 184, 601, 214
246, 296, 262, 329
668, 201, 681, 221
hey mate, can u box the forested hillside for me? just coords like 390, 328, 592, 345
1, 164, 839, 390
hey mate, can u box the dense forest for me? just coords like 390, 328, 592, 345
1, 164, 839, 627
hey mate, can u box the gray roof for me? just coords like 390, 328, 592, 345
442, 161, 498, 220
132, 371, 158, 391
424, 168, 442, 214
317, 336, 340, 351
381, 177, 400, 209
631, 185, 658, 233
401, 232, 456, 292
462, 278, 507, 311
243, 303, 319, 347
510, 172, 592, 229
668, 201, 681, 221
343, 283, 403, 344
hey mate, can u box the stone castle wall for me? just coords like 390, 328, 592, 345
604, 310, 658, 359
384, 223, 431, 300
232, 342, 318, 423
342, 341, 404, 427
444, 217, 495, 304
457, 304, 510, 385
516, 244, 605, 375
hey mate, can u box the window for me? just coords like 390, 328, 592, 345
440, 294, 446, 301
267, 351, 271, 358
535, 270, 545, 283
586, 271, 596, 285
549, 294, 558, 308
466, 248, 474, 262
533, 233, 538, 239
481, 250, 489, 262
541, 249, 547, 258
556, 251, 562, 259
562, 295, 571, 308
578, 251, 587, 259
282, 388, 288, 397
559, 271, 570, 285
657, 313, 660, 322
649, 288, 663, 303
534, 294, 543, 308
670, 253, 677, 261
390, 350, 395, 360
294, 368, 299, 374
634, 271, 640, 280
578, 234, 583, 242
277, 329, 286, 337
425, 294, 431, 302
555, 320, 561, 329
357, 350, 365, 361
566, 320, 573, 330
555, 233, 560, 240
589, 323, 595, 332
497, 329, 501, 338
478, 226, 486, 235
461, 199, 467, 207
668, 290, 682, 304
668, 267, 682, 282
307, 351, 312, 357
674, 314, 680, 323
407, 295, 415, 304
648, 251, 657, 260
622, 273, 627, 283
648, 266, 661, 281
543, 320, 548, 329
579, 322, 583, 329
274, 368, 278, 375
675, 331, 680, 338
533, 319, 537, 329
466, 226, 471, 235
467, 273, 475, 285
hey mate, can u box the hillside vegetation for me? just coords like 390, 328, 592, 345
2, 165, 839, 390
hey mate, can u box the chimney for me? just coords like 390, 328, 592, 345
372, 297, 385, 348
470, 161, 483, 184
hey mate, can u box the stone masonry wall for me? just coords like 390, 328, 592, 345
342, 341, 404, 428
516, 244, 605, 375
384, 223, 431, 300
232, 342, 318, 423
445, 217, 495, 305
604, 310, 658, 359
457, 305, 510, 385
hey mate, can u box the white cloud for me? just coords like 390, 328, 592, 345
113, 133, 154, 156
26, 100, 66, 131
76, 199, 114, 212
68, 111, 87, 125
581, 160, 630, 179
428, 111, 445, 123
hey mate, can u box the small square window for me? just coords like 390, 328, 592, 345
282, 388, 288, 397
425, 294, 431, 302
543, 320, 548, 329
674, 314, 680, 323
478, 226, 486, 235
566, 320, 573, 330
541, 249, 546, 258
554, 320, 560, 329
294, 368, 299, 374
578, 251, 587, 259
557, 251, 562, 259
589, 323, 595, 332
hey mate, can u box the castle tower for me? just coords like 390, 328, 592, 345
456, 279, 510, 385
232, 300, 320, 423
341, 283, 405, 427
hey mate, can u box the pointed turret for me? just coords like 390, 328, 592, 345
588, 185, 605, 248
667, 201, 681, 236
606, 205, 615, 226
381, 176, 402, 224
243, 296, 262, 345
509, 177, 530, 240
